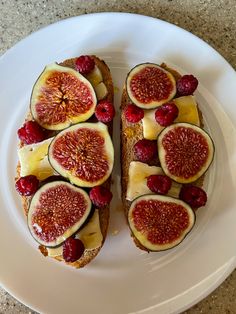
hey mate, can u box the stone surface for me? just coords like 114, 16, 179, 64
0, 0, 235, 313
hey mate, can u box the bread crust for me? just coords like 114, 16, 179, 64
16, 56, 114, 268
120, 63, 204, 251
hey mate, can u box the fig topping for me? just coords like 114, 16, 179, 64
158, 123, 214, 183
128, 194, 195, 251
30, 63, 97, 130
48, 122, 114, 187
126, 63, 176, 109
28, 181, 92, 247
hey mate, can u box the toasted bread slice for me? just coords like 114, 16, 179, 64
16, 55, 114, 268
120, 63, 204, 251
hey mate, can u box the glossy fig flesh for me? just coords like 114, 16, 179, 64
128, 194, 195, 251
158, 122, 214, 183
48, 122, 114, 187
126, 63, 176, 109
31, 63, 97, 130
28, 181, 92, 247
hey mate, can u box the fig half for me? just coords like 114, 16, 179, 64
31, 63, 97, 130
128, 194, 195, 251
28, 181, 92, 247
126, 63, 176, 109
48, 122, 114, 187
158, 122, 215, 183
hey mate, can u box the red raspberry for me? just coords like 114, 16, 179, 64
179, 185, 207, 209
17, 120, 46, 145
75, 55, 95, 74
95, 100, 115, 123
15, 175, 39, 196
89, 186, 113, 208
124, 104, 144, 123
147, 175, 172, 195
134, 139, 157, 163
63, 237, 85, 263
155, 102, 179, 127
176, 74, 198, 96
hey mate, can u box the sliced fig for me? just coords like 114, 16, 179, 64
158, 123, 214, 183
128, 194, 195, 251
48, 122, 114, 187
30, 63, 97, 130
126, 63, 176, 109
28, 181, 92, 247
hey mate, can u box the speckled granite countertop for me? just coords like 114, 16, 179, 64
0, 0, 236, 313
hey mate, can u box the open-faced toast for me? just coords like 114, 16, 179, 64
121, 62, 214, 252
15, 55, 115, 268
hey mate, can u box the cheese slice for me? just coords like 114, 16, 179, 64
85, 65, 103, 87
174, 96, 200, 125
75, 209, 103, 249
142, 109, 161, 140
94, 82, 108, 100
126, 161, 181, 201
18, 137, 54, 180
47, 209, 103, 257
46, 246, 62, 258
142, 95, 200, 140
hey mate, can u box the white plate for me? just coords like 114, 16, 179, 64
0, 12, 236, 314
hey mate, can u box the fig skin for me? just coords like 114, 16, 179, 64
157, 122, 215, 184
27, 181, 92, 248
128, 194, 196, 252
30, 63, 97, 130
126, 63, 176, 109
48, 122, 114, 188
